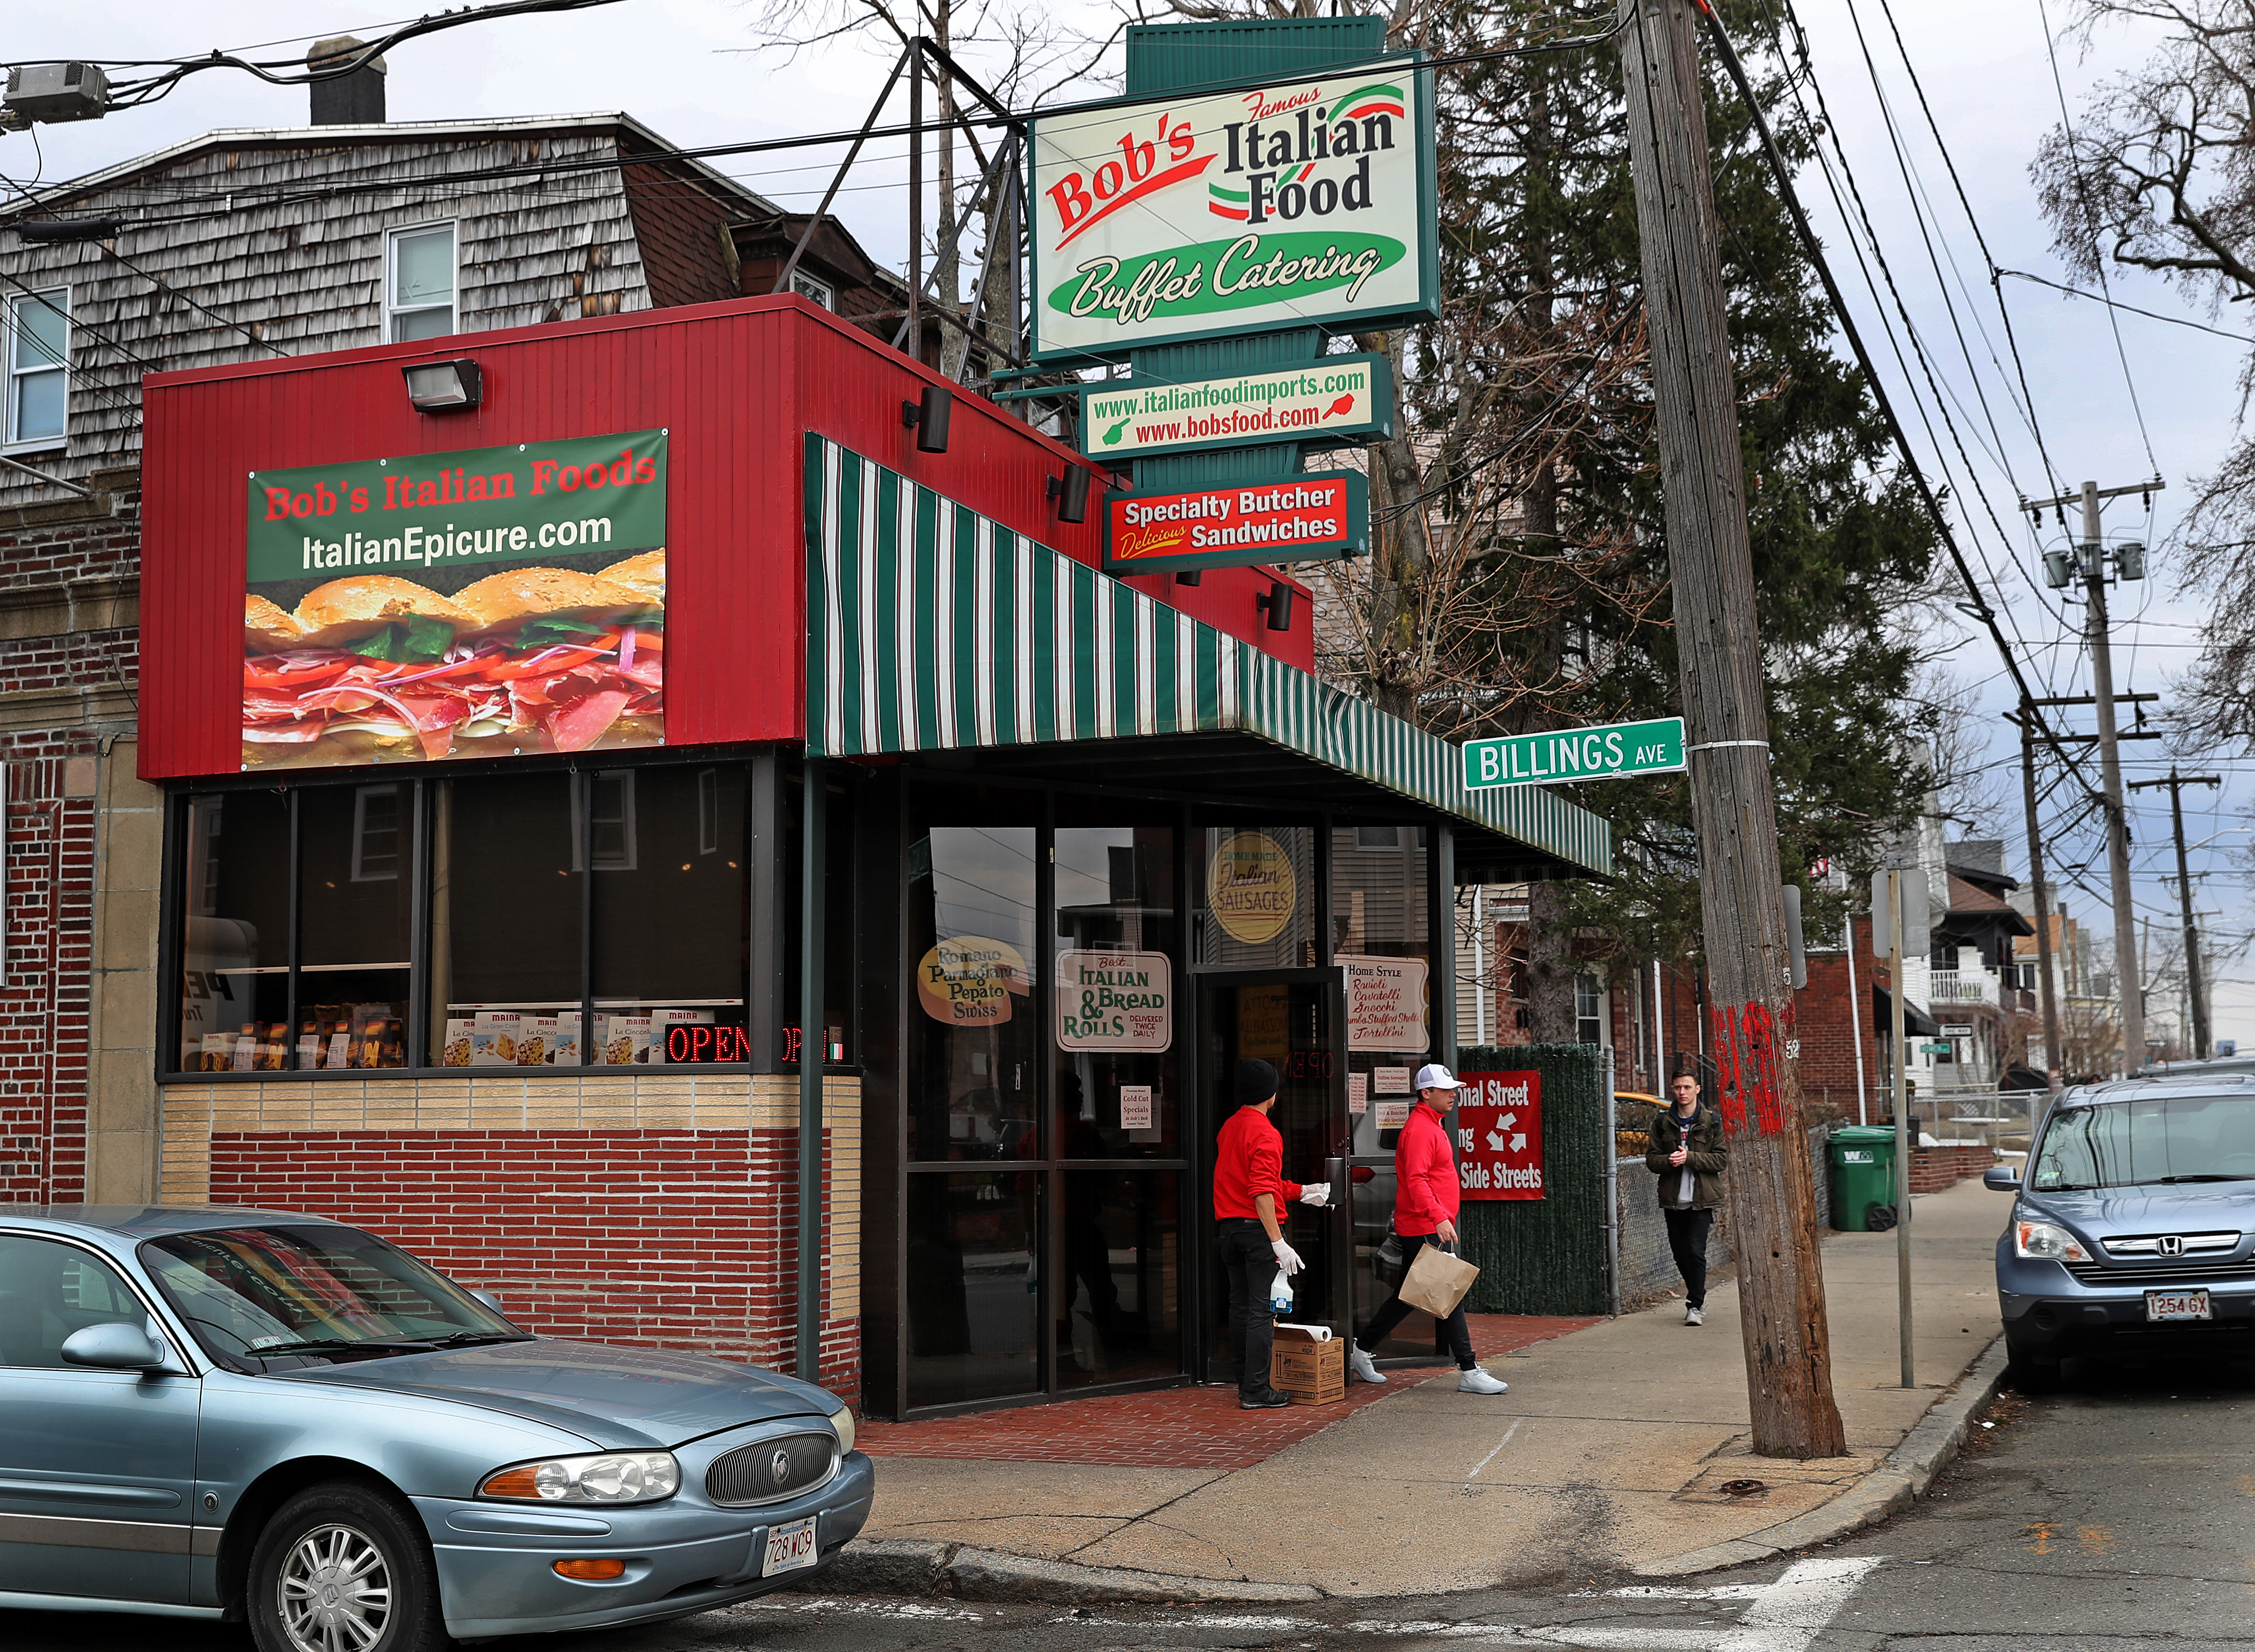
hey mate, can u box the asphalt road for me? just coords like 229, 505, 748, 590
10, 1352, 2255, 1652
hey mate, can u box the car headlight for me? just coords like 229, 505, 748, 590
480, 1452, 680, 1505
2014, 1220, 2091, 1262
828, 1404, 855, 1456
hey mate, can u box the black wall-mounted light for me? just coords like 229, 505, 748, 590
1173, 569, 1202, 586
1047, 467, 1092, 523
1254, 581, 1295, 632
401, 357, 483, 413
902, 385, 952, 453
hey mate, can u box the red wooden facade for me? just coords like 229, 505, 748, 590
139, 294, 1314, 780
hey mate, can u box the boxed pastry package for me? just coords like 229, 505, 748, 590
442, 1019, 474, 1068
598, 1014, 652, 1066
470, 1011, 521, 1067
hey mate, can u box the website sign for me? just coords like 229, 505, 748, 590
1078, 354, 1393, 461
1029, 58, 1438, 361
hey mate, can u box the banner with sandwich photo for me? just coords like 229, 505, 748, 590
242, 429, 668, 771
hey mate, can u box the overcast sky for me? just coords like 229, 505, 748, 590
5, 0, 2249, 1054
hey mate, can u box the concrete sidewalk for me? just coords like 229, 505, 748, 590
843, 1174, 2011, 1598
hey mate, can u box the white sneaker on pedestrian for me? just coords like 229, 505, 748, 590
1348, 1343, 1385, 1384
1685, 1304, 1705, 1326
1457, 1367, 1509, 1395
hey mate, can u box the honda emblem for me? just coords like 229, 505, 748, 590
2157, 1235, 2184, 1257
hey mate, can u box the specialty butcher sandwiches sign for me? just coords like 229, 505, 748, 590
1028, 57, 1438, 361
242, 430, 667, 770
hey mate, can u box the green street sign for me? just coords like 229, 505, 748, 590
1920, 1041, 1954, 1056
1078, 354, 1394, 461
1461, 716, 1686, 790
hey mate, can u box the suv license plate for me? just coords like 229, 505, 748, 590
762, 1516, 818, 1577
2145, 1289, 2212, 1322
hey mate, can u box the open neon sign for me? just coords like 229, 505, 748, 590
665, 1025, 752, 1063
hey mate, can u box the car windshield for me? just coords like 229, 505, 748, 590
141, 1225, 521, 1366
2030, 1094, 2255, 1190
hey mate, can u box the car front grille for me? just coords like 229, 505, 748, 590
2063, 1258, 2255, 1287
705, 1431, 839, 1508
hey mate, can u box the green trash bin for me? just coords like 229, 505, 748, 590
1828, 1126, 1900, 1232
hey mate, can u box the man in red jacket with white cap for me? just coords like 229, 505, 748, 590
1347, 1063, 1510, 1393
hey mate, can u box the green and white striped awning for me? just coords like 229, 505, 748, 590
803, 437, 1611, 877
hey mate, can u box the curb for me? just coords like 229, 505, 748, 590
799, 1538, 1325, 1606
1630, 1334, 2011, 1578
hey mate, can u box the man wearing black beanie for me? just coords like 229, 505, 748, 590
1213, 1056, 1331, 1408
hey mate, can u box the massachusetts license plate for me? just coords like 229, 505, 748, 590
2145, 1289, 2212, 1322
761, 1515, 818, 1577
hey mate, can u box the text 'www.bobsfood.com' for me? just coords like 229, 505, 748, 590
262, 448, 658, 572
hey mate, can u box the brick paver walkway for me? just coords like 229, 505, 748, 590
858, 1314, 1598, 1470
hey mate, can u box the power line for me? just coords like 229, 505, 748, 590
1997, 267, 2255, 343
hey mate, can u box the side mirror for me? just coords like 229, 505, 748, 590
1983, 1165, 2022, 1192
469, 1290, 509, 1317
59, 1322, 170, 1370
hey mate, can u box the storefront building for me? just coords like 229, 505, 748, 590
138, 295, 1611, 1416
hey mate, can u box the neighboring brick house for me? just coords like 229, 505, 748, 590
0, 105, 896, 1210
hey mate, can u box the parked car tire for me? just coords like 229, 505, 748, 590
247, 1481, 447, 1652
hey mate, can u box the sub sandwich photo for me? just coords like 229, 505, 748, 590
241, 552, 665, 768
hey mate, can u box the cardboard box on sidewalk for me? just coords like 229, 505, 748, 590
1272, 1324, 1345, 1405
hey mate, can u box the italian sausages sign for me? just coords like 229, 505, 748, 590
1104, 472, 1367, 576
1455, 1069, 1543, 1201
1028, 58, 1439, 361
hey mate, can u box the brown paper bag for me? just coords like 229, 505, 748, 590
1399, 1242, 1480, 1318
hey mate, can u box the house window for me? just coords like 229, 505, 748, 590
387, 224, 457, 342
4, 286, 68, 450
790, 271, 834, 310
1576, 973, 1604, 1046
1353, 825, 1401, 850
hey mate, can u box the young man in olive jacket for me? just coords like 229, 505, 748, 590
1646, 1071, 1727, 1324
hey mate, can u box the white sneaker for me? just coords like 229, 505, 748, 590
1685, 1305, 1705, 1326
1457, 1367, 1510, 1395
1349, 1344, 1386, 1384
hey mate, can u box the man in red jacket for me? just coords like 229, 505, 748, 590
1213, 1058, 1330, 1409
1347, 1063, 1510, 1393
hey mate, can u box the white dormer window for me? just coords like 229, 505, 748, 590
387, 222, 457, 342
790, 271, 834, 311
4, 286, 68, 451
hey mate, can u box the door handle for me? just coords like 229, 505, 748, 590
1323, 1157, 1343, 1185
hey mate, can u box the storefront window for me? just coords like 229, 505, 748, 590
782, 771, 856, 1068
179, 792, 291, 1071
429, 774, 585, 1066
906, 789, 1041, 1162
1054, 1170, 1179, 1388
296, 783, 414, 1069
591, 767, 749, 1066
1055, 823, 1178, 1158
1194, 824, 1315, 968
1336, 824, 1432, 1159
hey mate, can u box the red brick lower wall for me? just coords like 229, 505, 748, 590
208, 1126, 859, 1403
1908, 1142, 1997, 1194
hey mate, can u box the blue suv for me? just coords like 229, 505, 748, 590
1991, 1073, 2255, 1385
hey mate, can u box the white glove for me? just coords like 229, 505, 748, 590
1297, 1182, 1331, 1208
1270, 1238, 1305, 1277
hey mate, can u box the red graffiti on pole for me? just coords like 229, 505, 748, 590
1710, 1000, 1790, 1137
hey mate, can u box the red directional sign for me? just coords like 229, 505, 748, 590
1455, 1068, 1543, 1201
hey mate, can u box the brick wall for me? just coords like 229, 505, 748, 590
1908, 1142, 1996, 1194
164, 1072, 864, 1402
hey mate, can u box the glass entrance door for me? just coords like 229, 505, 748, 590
1195, 968, 1348, 1382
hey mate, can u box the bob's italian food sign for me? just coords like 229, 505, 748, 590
241, 430, 668, 772
1103, 473, 1366, 576
1029, 59, 1438, 361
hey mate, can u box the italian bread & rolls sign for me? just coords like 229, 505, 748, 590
242, 430, 667, 770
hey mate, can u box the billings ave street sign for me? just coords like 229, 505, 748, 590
1461, 716, 1687, 789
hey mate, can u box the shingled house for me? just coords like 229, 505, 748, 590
0, 101, 901, 1205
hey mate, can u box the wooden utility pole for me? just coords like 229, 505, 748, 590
1618, 0, 1845, 1457
2129, 769, 2222, 1059
2007, 709, 2063, 1075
